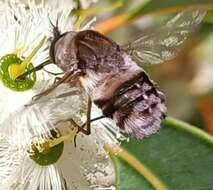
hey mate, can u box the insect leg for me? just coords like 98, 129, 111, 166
56, 90, 81, 98
56, 118, 88, 147
53, 77, 62, 84
54, 99, 104, 146
56, 96, 93, 135
67, 99, 91, 146
31, 71, 74, 103
43, 67, 64, 76
80, 115, 105, 128
81, 96, 92, 135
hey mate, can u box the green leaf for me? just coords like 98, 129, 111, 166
107, 117, 213, 190
128, 0, 213, 20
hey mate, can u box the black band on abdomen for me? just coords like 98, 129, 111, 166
94, 71, 148, 117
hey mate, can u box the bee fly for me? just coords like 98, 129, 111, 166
21, 10, 205, 139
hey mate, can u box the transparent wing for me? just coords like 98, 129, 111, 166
122, 10, 206, 65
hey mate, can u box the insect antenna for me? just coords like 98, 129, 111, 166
48, 15, 62, 64
49, 15, 61, 40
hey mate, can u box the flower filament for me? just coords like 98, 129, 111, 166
8, 36, 47, 80
29, 126, 79, 166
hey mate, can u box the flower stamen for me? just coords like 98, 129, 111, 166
13, 43, 24, 56
8, 36, 47, 80
29, 126, 78, 166
47, 126, 78, 148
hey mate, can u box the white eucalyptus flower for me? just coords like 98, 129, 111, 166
0, 0, 98, 125
0, 0, 51, 124
0, 0, 121, 189
0, 134, 21, 187
0, 90, 118, 189
21, 0, 98, 9
1, 118, 116, 190
0, 83, 119, 189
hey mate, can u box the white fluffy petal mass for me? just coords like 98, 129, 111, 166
0, 0, 121, 189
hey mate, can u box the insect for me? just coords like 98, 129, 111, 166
20, 10, 206, 139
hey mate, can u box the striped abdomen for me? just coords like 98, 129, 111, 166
94, 71, 167, 139
57, 30, 167, 139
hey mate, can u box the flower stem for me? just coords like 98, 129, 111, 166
104, 144, 168, 190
